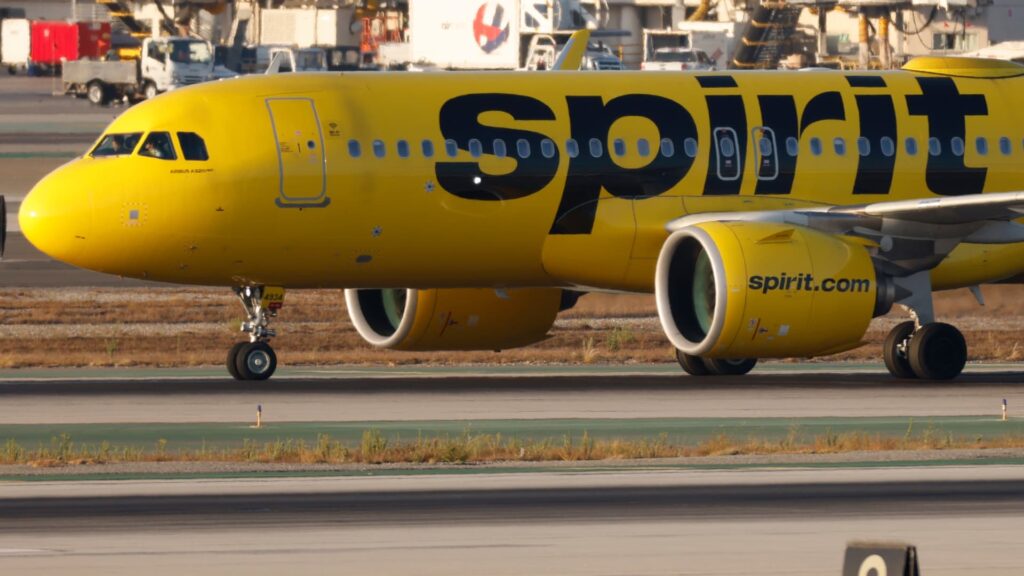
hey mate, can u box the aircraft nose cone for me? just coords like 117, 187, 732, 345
20, 166, 93, 265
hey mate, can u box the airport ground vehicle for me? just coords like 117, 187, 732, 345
61, 36, 215, 104
19, 55, 1024, 382
641, 47, 716, 71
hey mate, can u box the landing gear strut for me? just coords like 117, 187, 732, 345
227, 286, 283, 381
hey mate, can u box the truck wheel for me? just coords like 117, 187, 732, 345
143, 82, 158, 100
87, 82, 108, 106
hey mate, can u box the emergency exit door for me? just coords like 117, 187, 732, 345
266, 98, 329, 207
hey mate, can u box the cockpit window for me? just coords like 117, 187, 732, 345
139, 132, 177, 160
91, 133, 143, 157
177, 132, 209, 161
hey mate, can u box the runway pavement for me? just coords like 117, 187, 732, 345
1, 467, 1023, 575
0, 366, 1021, 423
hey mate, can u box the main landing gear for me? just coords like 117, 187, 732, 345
883, 321, 966, 380
227, 286, 283, 381
675, 349, 758, 376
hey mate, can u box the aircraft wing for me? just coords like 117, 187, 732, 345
666, 191, 1024, 276
832, 191, 1024, 225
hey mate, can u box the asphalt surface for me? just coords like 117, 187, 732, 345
0, 369, 1021, 423
2, 468, 1023, 575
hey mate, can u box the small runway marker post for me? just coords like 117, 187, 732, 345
256, 404, 262, 429
1003, 399, 1008, 421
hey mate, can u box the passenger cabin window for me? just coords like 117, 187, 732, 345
348, 139, 362, 158
785, 137, 799, 157
905, 137, 918, 156
880, 137, 895, 158
445, 139, 458, 158
517, 139, 531, 158
396, 140, 410, 158
421, 140, 434, 158
177, 132, 208, 161
91, 132, 142, 157
999, 137, 1012, 156
833, 137, 846, 156
637, 139, 651, 157
714, 128, 740, 180
613, 139, 626, 157
857, 137, 870, 157
372, 139, 386, 158
468, 139, 483, 158
589, 138, 603, 158
566, 139, 579, 158
492, 139, 507, 158
684, 138, 698, 158
540, 139, 556, 159
139, 132, 176, 160
976, 137, 988, 155
809, 137, 822, 156
951, 137, 965, 157
928, 137, 941, 157
660, 138, 675, 158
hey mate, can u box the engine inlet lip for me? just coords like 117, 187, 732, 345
344, 288, 419, 348
655, 226, 728, 357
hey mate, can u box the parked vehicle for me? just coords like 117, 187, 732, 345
641, 47, 716, 71
1, 18, 29, 75
29, 21, 111, 72
62, 36, 215, 105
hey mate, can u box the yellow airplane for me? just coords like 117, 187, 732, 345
18, 51, 1024, 381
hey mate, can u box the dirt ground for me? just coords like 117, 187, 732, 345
0, 285, 1020, 368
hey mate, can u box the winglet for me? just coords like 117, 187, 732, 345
552, 29, 591, 71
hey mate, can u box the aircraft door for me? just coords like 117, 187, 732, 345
752, 126, 779, 181
266, 98, 330, 208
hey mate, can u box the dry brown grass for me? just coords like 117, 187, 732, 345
5, 428, 1024, 467
0, 285, 1020, 368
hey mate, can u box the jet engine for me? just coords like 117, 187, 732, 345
345, 287, 564, 351
656, 221, 895, 359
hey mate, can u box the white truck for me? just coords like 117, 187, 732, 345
1, 18, 29, 75
642, 23, 740, 72
62, 36, 215, 105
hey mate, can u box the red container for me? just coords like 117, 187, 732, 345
29, 21, 111, 65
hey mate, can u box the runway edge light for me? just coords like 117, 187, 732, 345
843, 541, 920, 576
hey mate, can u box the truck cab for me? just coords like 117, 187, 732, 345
140, 37, 215, 97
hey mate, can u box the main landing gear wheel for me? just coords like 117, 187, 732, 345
675, 349, 710, 376
908, 322, 967, 381
883, 321, 967, 380
883, 321, 917, 379
227, 286, 285, 381
675, 350, 757, 376
703, 358, 758, 376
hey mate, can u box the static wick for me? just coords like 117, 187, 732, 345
1002, 399, 1008, 422
256, 404, 263, 429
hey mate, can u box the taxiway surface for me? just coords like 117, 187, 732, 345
0, 367, 1021, 423
2, 467, 1023, 575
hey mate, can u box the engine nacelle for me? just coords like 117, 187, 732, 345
345, 287, 563, 351
656, 221, 893, 359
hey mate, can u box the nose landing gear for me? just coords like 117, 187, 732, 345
228, 286, 284, 381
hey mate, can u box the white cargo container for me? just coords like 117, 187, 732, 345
407, 0, 521, 69
2, 18, 30, 74
260, 8, 359, 49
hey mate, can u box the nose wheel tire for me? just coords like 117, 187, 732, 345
883, 321, 917, 379
675, 349, 711, 376
229, 342, 277, 381
703, 357, 757, 376
907, 322, 966, 381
